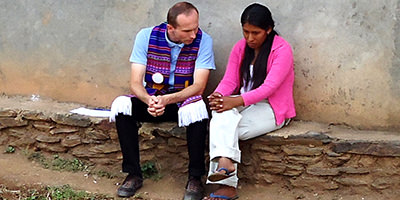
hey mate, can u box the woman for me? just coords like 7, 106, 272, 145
203, 3, 296, 200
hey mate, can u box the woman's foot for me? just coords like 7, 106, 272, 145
217, 157, 235, 173
208, 157, 236, 182
203, 185, 238, 200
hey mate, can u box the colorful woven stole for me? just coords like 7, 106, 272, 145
110, 23, 208, 126
145, 22, 202, 95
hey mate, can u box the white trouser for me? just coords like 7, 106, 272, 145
206, 100, 284, 187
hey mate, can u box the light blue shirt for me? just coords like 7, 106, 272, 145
129, 26, 216, 87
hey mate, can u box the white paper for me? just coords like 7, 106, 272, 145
70, 107, 111, 118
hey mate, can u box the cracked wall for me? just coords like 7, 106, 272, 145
0, 0, 399, 130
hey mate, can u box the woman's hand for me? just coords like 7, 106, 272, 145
208, 92, 223, 111
208, 92, 244, 113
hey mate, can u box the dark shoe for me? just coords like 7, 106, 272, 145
183, 177, 204, 200
117, 174, 143, 197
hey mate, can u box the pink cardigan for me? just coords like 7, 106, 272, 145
214, 36, 296, 125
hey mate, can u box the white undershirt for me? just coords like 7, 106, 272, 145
240, 64, 254, 94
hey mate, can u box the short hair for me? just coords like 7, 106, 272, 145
167, 2, 199, 27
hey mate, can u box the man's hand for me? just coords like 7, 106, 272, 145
155, 95, 171, 108
208, 92, 244, 113
147, 96, 166, 117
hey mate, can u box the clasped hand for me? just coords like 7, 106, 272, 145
208, 92, 242, 113
147, 95, 167, 117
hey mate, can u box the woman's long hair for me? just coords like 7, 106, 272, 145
239, 3, 277, 91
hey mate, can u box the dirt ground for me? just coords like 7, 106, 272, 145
0, 146, 399, 200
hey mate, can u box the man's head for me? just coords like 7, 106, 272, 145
166, 2, 199, 45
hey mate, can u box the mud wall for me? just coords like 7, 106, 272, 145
0, 0, 399, 130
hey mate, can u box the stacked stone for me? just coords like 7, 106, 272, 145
0, 107, 190, 176
0, 108, 120, 166
1, 107, 400, 191
238, 132, 400, 191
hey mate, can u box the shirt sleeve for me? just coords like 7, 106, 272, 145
129, 27, 153, 65
195, 31, 216, 70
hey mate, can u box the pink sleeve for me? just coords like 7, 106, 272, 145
214, 40, 244, 96
241, 42, 294, 106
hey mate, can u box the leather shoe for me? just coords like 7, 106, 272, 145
117, 174, 143, 197
183, 176, 204, 200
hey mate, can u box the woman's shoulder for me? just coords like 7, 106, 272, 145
272, 35, 292, 50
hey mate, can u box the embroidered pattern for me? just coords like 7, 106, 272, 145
145, 23, 202, 93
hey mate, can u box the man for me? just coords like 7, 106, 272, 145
109, 2, 215, 199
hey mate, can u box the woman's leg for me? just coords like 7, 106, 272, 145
207, 109, 241, 188
205, 101, 285, 199
237, 101, 284, 141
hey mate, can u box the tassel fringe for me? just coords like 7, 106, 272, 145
109, 95, 208, 126
178, 100, 209, 127
109, 96, 132, 122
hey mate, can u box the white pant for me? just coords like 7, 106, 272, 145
206, 100, 284, 187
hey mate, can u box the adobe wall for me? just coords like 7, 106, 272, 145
0, 0, 399, 130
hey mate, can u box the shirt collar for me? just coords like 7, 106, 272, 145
165, 30, 184, 48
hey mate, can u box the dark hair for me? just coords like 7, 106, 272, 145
167, 2, 199, 27
239, 3, 278, 91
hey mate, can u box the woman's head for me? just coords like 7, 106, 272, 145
241, 3, 275, 31
240, 3, 275, 50
239, 3, 278, 91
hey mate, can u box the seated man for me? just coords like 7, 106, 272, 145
109, 2, 215, 199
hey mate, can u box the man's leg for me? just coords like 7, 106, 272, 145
183, 119, 208, 200
116, 113, 142, 178
114, 97, 147, 198
115, 97, 178, 197
118, 97, 179, 174
186, 119, 208, 177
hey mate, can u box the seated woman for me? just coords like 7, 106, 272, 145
204, 3, 296, 200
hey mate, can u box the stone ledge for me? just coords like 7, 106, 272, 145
1, 96, 400, 191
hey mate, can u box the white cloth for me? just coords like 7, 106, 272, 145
178, 99, 209, 127
109, 95, 208, 127
206, 100, 284, 187
109, 96, 132, 122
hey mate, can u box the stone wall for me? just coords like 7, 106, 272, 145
239, 133, 400, 191
1, 106, 400, 191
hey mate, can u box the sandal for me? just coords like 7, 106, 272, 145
208, 192, 239, 199
208, 167, 236, 182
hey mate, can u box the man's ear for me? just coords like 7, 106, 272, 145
167, 24, 174, 31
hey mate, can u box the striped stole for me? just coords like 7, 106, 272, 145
145, 22, 202, 95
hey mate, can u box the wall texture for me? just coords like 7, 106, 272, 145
0, 0, 399, 130
2, 105, 400, 192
